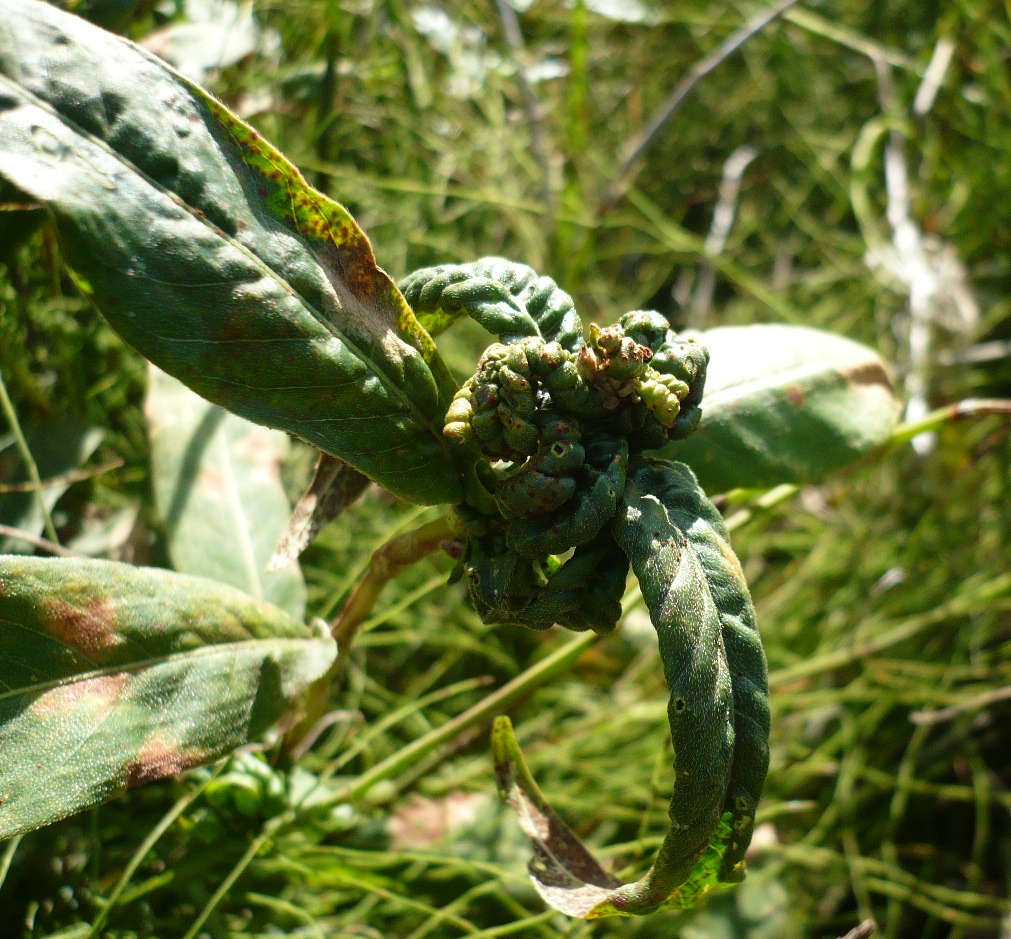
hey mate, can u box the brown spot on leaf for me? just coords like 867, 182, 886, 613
125, 734, 206, 788
840, 359, 894, 389
32, 673, 129, 720
44, 597, 122, 655
786, 384, 805, 407
197, 466, 228, 495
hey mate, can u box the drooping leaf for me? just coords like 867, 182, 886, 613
145, 366, 306, 620
622, 460, 770, 886
662, 325, 901, 492
0, 419, 103, 553
0, 0, 462, 506
0, 555, 335, 840
495, 459, 769, 917
268, 452, 370, 570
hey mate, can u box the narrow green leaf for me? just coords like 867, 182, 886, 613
0, 0, 462, 506
0, 555, 335, 840
662, 324, 901, 492
146, 366, 307, 620
495, 459, 769, 917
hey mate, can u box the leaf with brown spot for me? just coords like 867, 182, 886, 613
0, 1, 461, 506
663, 325, 901, 492
0, 555, 335, 840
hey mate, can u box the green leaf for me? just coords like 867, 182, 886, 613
0, 0, 462, 506
0, 555, 335, 840
662, 325, 901, 492
146, 366, 307, 621
494, 459, 769, 917
0, 419, 103, 553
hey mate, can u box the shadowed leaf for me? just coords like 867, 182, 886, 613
0, 555, 335, 840
146, 366, 306, 620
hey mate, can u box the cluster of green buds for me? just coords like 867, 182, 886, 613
430, 289, 709, 634
402, 259, 768, 913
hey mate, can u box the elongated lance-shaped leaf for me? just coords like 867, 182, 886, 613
146, 366, 307, 620
0, 556, 336, 840
662, 324, 901, 492
0, 0, 461, 506
623, 459, 770, 885
494, 458, 768, 917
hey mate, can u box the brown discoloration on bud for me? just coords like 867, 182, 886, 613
44, 597, 122, 655
31, 673, 130, 720
126, 734, 206, 788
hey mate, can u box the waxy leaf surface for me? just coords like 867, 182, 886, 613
146, 367, 306, 620
0, 0, 461, 505
0, 556, 335, 839
664, 325, 901, 492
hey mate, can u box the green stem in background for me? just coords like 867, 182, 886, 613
0, 834, 22, 894
886, 398, 1011, 445
88, 766, 224, 937
180, 811, 295, 939
0, 369, 59, 544
283, 515, 459, 759
327, 629, 598, 806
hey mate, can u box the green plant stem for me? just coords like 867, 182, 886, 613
180, 811, 295, 939
887, 398, 1011, 444
331, 514, 457, 647
328, 630, 598, 806
283, 514, 458, 759
0, 834, 22, 894
0, 369, 59, 544
88, 769, 221, 937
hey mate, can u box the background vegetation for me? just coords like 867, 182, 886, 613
1, 0, 1009, 936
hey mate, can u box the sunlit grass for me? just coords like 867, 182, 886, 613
1, 1, 1009, 937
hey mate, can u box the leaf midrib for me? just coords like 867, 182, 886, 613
703, 352, 877, 407
0, 634, 330, 706
0, 57, 446, 444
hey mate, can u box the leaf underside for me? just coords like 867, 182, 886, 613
146, 366, 307, 620
664, 324, 902, 492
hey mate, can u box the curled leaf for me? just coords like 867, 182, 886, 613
400, 258, 585, 353
494, 458, 769, 917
